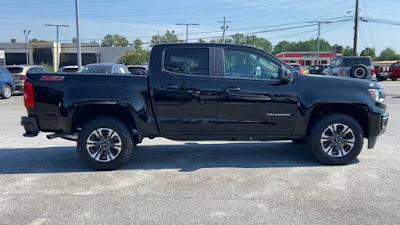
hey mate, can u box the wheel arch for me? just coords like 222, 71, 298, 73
306, 103, 370, 138
71, 102, 140, 139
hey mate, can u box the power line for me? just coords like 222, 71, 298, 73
0, 0, 329, 20
0, 0, 128, 6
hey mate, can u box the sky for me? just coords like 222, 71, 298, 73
0, 0, 399, 54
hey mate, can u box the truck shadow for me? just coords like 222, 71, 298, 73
0, 142, 356, 174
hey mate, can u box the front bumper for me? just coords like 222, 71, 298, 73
21, 116, 39, 137
368, 111, 389, 149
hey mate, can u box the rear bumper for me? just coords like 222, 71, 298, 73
21, 116, 39, 137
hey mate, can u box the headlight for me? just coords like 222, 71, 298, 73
369, 89, 385, 103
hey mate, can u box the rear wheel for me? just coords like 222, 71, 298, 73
308, 114, 364, 165
391, 78, 398, 81
1, 84, 12, 99
77, 117, 135, 170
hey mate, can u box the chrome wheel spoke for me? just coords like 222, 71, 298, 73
86, 128, 122, 163
320, 123, 356, 158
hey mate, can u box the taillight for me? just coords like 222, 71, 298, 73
371, 67, 376, 75
21, 75, 26, 80
24, 81, 34, 108
340, 69, 344, 76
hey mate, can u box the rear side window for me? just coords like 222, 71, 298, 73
7, 67, 23, 73
128, 67, 146, 75
344, 58, 371, 67
164, 48, 209, 76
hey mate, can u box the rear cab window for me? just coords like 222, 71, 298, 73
163, 48, 209, 76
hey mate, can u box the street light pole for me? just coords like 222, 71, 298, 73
175, 23, 199, 43
308, 21, 331, 65
45, 24, 69, 71
75, 0, 82, 68
23, 30, 30, 65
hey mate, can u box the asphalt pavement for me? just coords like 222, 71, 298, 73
0, 81, 399, 225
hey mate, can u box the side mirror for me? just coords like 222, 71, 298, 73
278, 66, 294, 83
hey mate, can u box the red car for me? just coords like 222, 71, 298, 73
389, 61, 400, 81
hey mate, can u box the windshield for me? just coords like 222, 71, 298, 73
78, 65, 113, 74
7, 67, 23, 73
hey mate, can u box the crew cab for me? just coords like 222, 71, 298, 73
21, 43, 389, 170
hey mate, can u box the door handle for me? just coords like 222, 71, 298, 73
163, 84, 179, 90
225, 87, 241, 93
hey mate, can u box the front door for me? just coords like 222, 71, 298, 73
216, 48, 298, 135
150, 46, 218, 133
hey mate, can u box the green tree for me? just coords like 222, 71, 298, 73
341, 46, 354, 56
119, 49, 148, 65
378, 47, 400, 61
273, 39, 331, 54
150, 30, 182, 46
273, 40, 292, 54
133, 39, 143, 51
29, 38, 46, 42
230, 34, 273, 53
360, 47, 377, 61
101, 34, 129, 47
197, 39, 206, 43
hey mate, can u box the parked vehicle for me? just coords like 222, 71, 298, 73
6, 65, 52, 91
389, 61, 400, 81
308, 65, 329, 75
324, 56, 375, 79
127, 65, 147, 75
0, 66, 15, 99
59, 65, 79, 73
78, 63, 130, 75
374, 66, 390, 81
21, 43, 388, 170
287, 63, 303, 74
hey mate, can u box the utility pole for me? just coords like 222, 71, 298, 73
45, 24, 69, 71
353, 0, 359, 56
218, 17, 231, 43
75, 0, 82, 69
316, 22, 321, 64
23, 30, 30, 65
175, 23, 199, 43
308, 21, 331, 64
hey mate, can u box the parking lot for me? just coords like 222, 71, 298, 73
0, 81, 399, 225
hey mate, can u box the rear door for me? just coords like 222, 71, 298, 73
215, 47, 298, 135
149, 46, 218, 133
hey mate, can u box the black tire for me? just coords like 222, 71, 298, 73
307, 114, 364, 165
1, 84, 12, 99
391, 78, 398, 81
350, 64, 368, 79
292, 139, 307, 144
77, 117, 135, 170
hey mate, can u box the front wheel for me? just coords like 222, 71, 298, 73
77, 117, 135, 170
1, 84, 12, 99
308, 114, 364, 165
391, 78, 398, 81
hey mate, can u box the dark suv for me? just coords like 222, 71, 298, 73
324, 56, 375, 80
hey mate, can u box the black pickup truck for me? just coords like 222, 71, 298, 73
21, 43, 389, 170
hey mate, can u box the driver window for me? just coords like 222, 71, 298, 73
224, 49, 279, 80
